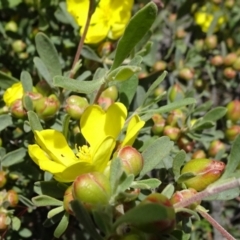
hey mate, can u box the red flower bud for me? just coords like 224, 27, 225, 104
117, 146, 143, 177
192, 150, 206, 159
0, 171, 7, 188
223, 67, 237, 79
163, 126, 181, 141
63, 185, 74, 215
10, 99, 27, 119
225, 125, 240, 141
177, 136, 195, 153
97, 41, 113, 57
181, 158, 225, 191
210, 55, 223, 67
97, 97, 114, 110
205, 35, 218, 50
226, 100, 240, 122
23, 91, 43, 109
166, 109, 186, 127
208, 140, 226, 157
223, 53, 237, 66
65, 95, 89, 120
0, 212, 8, 231
73, 172, 111, 209
5, 190, 19, 207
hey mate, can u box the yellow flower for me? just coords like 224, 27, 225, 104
194, 4, 226, 33
66, 0, 133, 44
3, 82, 24, 107
28, 102, 145, 182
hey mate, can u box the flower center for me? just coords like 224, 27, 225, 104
76, 145, 92, 163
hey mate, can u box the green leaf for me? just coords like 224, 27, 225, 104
35, 32, 62, 79
191, 120, 215, 131
222, 135, 240, 179
161, 184, 175, 199
1, 148, 26, 167
0, 71, 18, 89
22, 95, 33, 111
141, 98, 196, 121
48, 206, 65, 219
27, 111, 43, 131
0, 0, 21, 9
143, 71, 167, 104
54, 212, 69, 238
53, 76, 104, 94
71, 200, 103, 240
202, 107, 227, 122
0, 115, 13, 132
20, 71, 33, 92
62, 114, 71, 138
172, 150, 186, 181
32, 195, 63, 207
92, 209, 112, 235
11, 217, 21, 231
81, 45, 102, 62
116, 174, 134, 195
113, 203, 170, 229
118, 75, 138, 108
110, 157, 123, 194
19, 195, 36, 208
18, 228, 32, 238
111, 2, 157, 70
177, 172, 196, 184
131, 178, 161, 189
139, 136, 174, 178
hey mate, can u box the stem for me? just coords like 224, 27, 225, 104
92, 83, 106, 104
197, 208, 236, 240
69, 0, 95, 78
174, 178, 240, 208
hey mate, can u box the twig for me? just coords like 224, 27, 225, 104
69, 0, 95, 78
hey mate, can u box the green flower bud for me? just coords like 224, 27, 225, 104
166, 109, 186, 127
225, 125, 240, 141
194, 79, 207, 92
194, 39, 204, 51
181, 158, 225, 191
5, 20, 18, 32
117, 146, 143, 177
168, 84, 185, 102
178, 68, 194, 81
22, 92, 43, 110
208, 140, 226, 157
63, 185, 74, 215
177, 136, 195, 153
35, 80, 52, 96
0, 212, 8, 231
151, 119, 166, 136
137, 193, 175, 234
65, 95, 89, 120
97, 97, 114, 110
101, 86, 118, 101
233, 57, 240, 71
163, 126, 181, 141
11, 40, 26, 53
117, 228, 145, 240
210, 55, 223, 66
223, 53, 237, 66
0, 171, 7, 188
5, 190, 19, 207
153, 86, 165, 98
225, 0, 235, 8
10, 99, 27, 119
192, 150, 206, 159
226, 100, 240, 122
73, 172, 111, 208
223, 67, 237, 79
205, 35, 218, 50
152, 61, 167, 72
35, 94, 60, 120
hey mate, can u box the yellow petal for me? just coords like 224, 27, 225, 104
53, 161, 95, 182
122, 115, 145, 147
3, 82, 24, 107
28, 145, 66, 173
92, 136, 115, 172
81, 103, 127, 148
34, 130, 77, 166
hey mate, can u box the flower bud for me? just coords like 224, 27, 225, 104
11, 40, 26, 53
225, 125, 240, 141
233, 57, 240, 71
208, 140, 226, 157
10, 99, 27, 119
35, 94, 60, 120
63, 185, 74, 215
192, 150, 206, 159
73, 172, 111, 208
65, 95, 89, 120
97, 97, 114, 110
0, 172, 7, 188
152, 61, 167, 72
117, 146, 143, 177
5, 20, 18, 32
0, 212, 8, 231
117, 228, 145, 240
166, 109, 185, 127
181, 158, 225, 191
223, 67, 237, 79
205, 35, 218, 50
35, 80, 52, 96
194, 39, 204, 51
210, 55, 223, 66
168, 84, 185, 102
137, 193, 175, 234
176, 28, 187, 39
226, 100, 240, 122
225, 0, 235, 8
153, 86, 165, 98
177, 136, 195, 153
170, 188, 200, 211
163, 126, 181, 141
22, 92, 43, 110
101, 86, 118, 101
194, 79, 207, 92
151, 119, 166, 136
178, 68, 194, 81
5, 190, 19, 207
223, 53, 237, 66
97, 41, 113, 56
